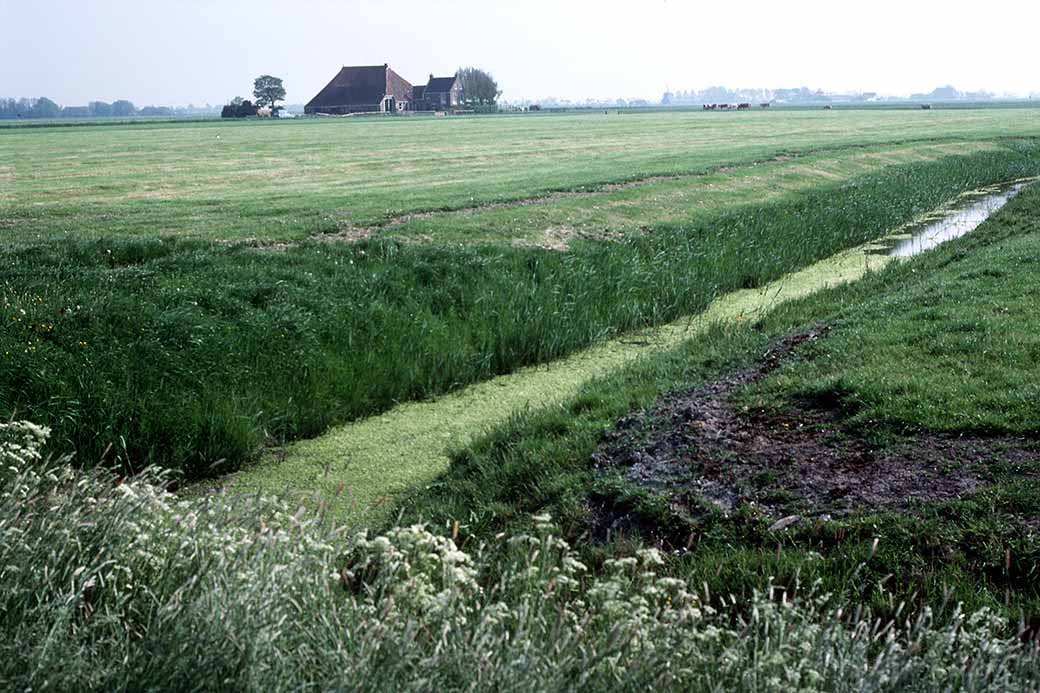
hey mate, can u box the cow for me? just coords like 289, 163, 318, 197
737, 103, 750, 110
760, 103, 771, 108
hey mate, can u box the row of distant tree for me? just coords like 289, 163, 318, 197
663, 87, 852, 106
0, 97, 216, 119
662, 85, 1032, 106
5, 68, 504, 121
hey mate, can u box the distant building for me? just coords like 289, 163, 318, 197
305, 64, 414, 114
305, 64, 465, 115
419, 74, 464, 110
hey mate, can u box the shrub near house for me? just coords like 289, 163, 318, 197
221, 99, 258, 118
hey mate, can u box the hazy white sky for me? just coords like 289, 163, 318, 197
1, 0, 1037, 105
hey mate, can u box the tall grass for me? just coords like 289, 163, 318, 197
2, 420, 1038, 691
3, 144, 1040, 477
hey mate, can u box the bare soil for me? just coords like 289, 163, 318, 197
592, 326, 1040, 524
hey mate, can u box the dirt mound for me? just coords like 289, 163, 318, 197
592, 326, 1039, 523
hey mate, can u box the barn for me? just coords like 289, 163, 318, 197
305, 64, 414, 115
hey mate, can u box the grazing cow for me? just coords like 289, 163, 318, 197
823, 105, 833, 110
737, 103, 750, 110
921, 104, 932, 110
760, 103, 770, 108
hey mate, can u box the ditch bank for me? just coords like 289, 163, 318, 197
213, 179, 1035, 524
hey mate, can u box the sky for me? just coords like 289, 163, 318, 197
1, 0, 1038, 106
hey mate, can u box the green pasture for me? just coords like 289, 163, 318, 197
3, 108, 1040, 483
4, 108, 1040, 242
4, 110, 1040, 687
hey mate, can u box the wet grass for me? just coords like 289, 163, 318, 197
394, 180, 1040, 619
5, 146, 1040, 478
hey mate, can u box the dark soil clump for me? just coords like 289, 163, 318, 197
592, 325, 1039, 524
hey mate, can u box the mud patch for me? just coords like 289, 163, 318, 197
592, 326, 1039, 523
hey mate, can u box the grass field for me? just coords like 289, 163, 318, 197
4, 110, 1040, 477
4, 109, 1040, 242
4, 108, 1040, 690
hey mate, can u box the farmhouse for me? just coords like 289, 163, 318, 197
305, 64, 465, 114
419, 74, 464, 110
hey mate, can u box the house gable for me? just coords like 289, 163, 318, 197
422, 74, 463, 109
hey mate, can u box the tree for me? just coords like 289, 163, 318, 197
139, 106, 173, 117
253, 75, 286, 111
223, 99, 258, 118
236, 100, 258, 117
32, 97, 61, 118
112, 100, 136, 116
457, 67, 501, 105
90, 101, 113, 117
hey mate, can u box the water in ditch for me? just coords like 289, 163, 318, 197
882, 180, 1029, 258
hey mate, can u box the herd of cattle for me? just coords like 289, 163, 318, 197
702, 103, 771, 110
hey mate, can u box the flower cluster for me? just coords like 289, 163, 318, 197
1, 419, 1038, 691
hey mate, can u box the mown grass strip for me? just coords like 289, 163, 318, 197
377, 140, 999, 245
